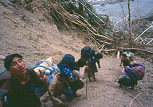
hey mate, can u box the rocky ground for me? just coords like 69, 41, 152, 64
0, 1, 153, 107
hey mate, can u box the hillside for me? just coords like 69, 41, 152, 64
0, 1, 153, 107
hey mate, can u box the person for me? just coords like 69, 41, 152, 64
0, 53, 48, 107
68, 58, 88, 97
48, 68, 73, 107
118, 59, 138, 90
120, 51, 134, 67
88, 53, 103, 82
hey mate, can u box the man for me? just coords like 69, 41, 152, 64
0, 53, 48, 107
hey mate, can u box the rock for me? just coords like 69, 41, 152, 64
0, 55, 5, 60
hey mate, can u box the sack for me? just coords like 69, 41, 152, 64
77, 79, 84, 89
0, 67, 11, 88
125, 64, 145, 80
29, 58, 60, 97
81, 46, 91, 60
57, 54, 75, 71
61, 54, 75, 66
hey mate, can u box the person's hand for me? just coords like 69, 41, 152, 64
40, 75, 48, 83
98, 65, 101, 68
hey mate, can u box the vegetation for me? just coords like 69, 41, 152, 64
12, 0, 153, 56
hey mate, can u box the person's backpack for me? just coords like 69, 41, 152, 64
0, 67, 11, 88
61, 54, 75, 66
125, 64, 145, 80
57, 54, 75, 71
81, 46, 91, 60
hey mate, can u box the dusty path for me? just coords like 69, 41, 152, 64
42, 55, 153, 107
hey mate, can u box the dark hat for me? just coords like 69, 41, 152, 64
95, 53, 103, 59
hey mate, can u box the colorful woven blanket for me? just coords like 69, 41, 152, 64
125, 64, 145, 80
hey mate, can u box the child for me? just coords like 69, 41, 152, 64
88, 53, 103, 81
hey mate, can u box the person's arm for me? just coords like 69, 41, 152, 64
72, 70, 87, 79
29, 69, 48, 87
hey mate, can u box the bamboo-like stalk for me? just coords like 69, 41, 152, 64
39, 70, 57, 107
134, 25, 153, 41
128, 0, 132, 47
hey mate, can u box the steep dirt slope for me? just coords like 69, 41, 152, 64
0, 1, 153, 107
0, 1, 95, 67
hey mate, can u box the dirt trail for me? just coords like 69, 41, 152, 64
0, 1, 153, 107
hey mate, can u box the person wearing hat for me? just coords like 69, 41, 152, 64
88, 53, 103, 82
58, 56, 88, 98
1, 53, 48, 107
68, 58, 89, 97
118, 59, 138, 90
48, 68, 73, 107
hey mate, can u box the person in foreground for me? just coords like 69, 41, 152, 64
0, 53, 48, 107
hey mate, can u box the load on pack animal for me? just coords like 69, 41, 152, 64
29, 57, 60, 97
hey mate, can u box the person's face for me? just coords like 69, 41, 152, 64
8, 57, 26, 76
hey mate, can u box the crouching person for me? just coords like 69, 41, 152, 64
118, 59, 145, 90
49, 71, 71, 107
69, 58, 88, 97
0, 53, 48, 107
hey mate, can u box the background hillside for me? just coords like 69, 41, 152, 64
0, 1, 153, 107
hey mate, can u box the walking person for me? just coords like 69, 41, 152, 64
88, 53, 103, 82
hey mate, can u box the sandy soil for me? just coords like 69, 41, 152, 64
0, 1, 153, 107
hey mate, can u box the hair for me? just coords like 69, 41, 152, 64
4, 53, 22, 70
94, 53, 103, 59
76, 58, 86, 67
